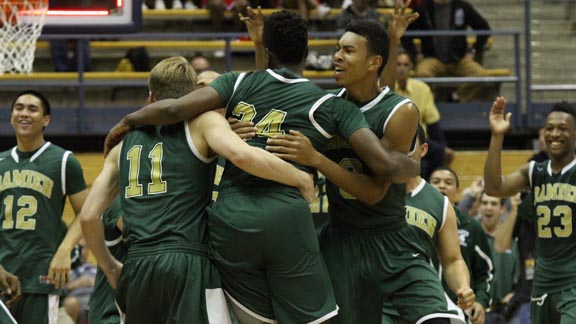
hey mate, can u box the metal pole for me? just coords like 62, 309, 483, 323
525, 0, 532, 127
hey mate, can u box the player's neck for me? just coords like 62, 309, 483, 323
406, 176, 423, 193
550, 152, 576, 173
345, 80, 381, 104
481, 222, 498, 236
270, 62, 304, 76
16, 135, 46, 152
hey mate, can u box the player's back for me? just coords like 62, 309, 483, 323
209, 68, 367, 192
119, 122, 216, 247
325, 87, 413, 229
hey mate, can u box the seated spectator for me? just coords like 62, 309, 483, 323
63, 240, 97, 324
190, 54, 211, 73
395, 52, 454, 180
401, 0, 492, 102
336, 0, 381, 30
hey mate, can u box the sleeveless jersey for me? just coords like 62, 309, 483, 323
118, 122, 216, 247
89, 196, 127, 324
0, 142, 86, 294
324, 87, 413, 228
209, 68, 369, 192
405, 179, 448, 258
529, 158, 576, 295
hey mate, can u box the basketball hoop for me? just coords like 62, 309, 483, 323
0, 0, 49, 74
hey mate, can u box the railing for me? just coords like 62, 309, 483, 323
0, 29, 522, 135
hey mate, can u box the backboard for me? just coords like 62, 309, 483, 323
42, 0, 141, 34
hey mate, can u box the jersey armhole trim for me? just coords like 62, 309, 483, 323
184, 122, 217, 164
309, 94, 338, 139
528, 161, 535, 188
440, 196, 449, 232
61, 150, 71, 195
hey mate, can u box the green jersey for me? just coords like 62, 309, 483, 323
119, 122, 216, 247
529, 158, 576, 295
0, 142, 86, 294
405, 179, 449, 259
89, 196, 127, 324
209, 68, 369, 192
325, 87, 413, 228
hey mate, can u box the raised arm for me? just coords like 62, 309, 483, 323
437, 202, 475, 311
240, 6, 265, 70
483, 97, 530, 197
266, 130, 390, 204
494, 193, 521, 253
380, 0, 419, 89
197, 112, 315, 202
80, 145, 123, 288
104, 86, 223, 156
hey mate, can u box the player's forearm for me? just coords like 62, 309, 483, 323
494, 205, 517, 253
81, 215, 118, 273
231, 147, 311, 189
443, 259, 471, 295
123, 99, 180, 127
380, 34, 400, 90
483, 134, 505, 196
254, 41, 266, 71
315, 153, 388, 205
57, 217, 83, 255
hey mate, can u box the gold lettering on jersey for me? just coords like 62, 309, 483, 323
405, 206, 437, 238
534, 183, 576, 204
0, 170, 53, 198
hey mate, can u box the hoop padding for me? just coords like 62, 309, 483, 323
0, 0, 48, 74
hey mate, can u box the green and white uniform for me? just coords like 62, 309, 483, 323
0, 142, 86, 324
527, 158, 576, 324
383, 179, 466, 323
322, 87, 458, 324
116, 123, 230, 324
209, 68, 369, 323
88, 196, 126, 324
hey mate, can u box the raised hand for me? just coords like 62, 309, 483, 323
488, 96, 510, 136
239, 6, 264, 45
388, 0, 419, 43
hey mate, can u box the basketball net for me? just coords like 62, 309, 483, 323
0, 0, 49, 74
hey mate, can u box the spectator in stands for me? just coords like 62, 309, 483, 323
401, 0, 491, 102
478, 192, 521, 324
50, 40, 92, 72
190, 54, 211, 73
63, 240, 97, 324
335, 0, 381, 30
205, 0, 276, 31
395, 52, 454, 180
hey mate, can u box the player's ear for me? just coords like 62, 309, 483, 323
369, 55, 383, 72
